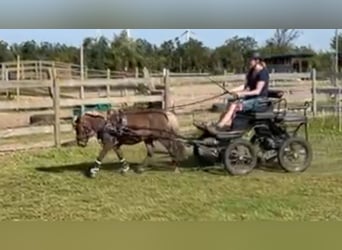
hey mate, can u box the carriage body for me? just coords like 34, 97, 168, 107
192, 90, 313, 175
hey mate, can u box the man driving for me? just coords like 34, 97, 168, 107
207, 52, 270, 134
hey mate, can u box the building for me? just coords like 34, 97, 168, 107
263, 53, 315, 73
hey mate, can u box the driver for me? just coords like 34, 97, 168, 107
207, 52, 270, 134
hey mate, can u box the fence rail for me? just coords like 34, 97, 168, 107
0, 60, 317, 82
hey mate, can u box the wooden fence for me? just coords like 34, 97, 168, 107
0, 61, 322, 152
0, 64, 169, 151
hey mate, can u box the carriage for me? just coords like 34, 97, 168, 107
74, 89, 313, 178
189, 89, 313, 175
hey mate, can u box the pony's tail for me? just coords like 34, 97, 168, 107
165, 111, 180, 135
165, 111, 186, 161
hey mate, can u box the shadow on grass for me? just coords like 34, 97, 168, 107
36, 162, 135, 175
35, 153, 285, 177
186, 156, 286, 176
35, 154, 201, 176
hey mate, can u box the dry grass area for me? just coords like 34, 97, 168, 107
1, 117, 342, 221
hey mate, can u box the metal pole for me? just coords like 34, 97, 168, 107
80, 44, 84, 81
335, 29, 342, 131
336, 29, 339, 77
80, 43, 85, 115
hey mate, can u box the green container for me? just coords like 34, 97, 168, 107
73, 103, 112, 117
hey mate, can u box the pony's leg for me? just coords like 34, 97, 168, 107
157, 138, 181, 173
87, 142, 112, 178
112, 145, 130, 174
136, 140, 155, 173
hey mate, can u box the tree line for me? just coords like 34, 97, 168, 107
0, 29, 340, 73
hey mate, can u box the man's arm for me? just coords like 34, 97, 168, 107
237, 81, 265, 98
237, 69, 268, 97
230, 84, 245, 93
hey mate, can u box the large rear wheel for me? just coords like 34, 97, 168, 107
278, 137, 312, 173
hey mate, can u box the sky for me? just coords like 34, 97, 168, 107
0, 29, 336, 52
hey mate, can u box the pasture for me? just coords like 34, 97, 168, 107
1, 116, 342, 221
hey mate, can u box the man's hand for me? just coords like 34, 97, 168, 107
230, 92, 240, 100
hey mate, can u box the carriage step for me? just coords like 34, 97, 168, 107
215, 130, 245, 139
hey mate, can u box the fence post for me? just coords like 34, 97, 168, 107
16, 56, 20, 103
52, 68, 61, 148
311, 68, 317, 116
79, 86, 85, 114
16, 55, 20, 80
271, 68, 275, 87
163, 68, 171, 110
143, 67, 154, 90
106, 68, 111, 97
1, 63, 4, 80
3, 64, 10, 99
85, 66, 88, 79
339, 85, 341, 132
39, 60, 42, 79
135, 67, 139, 78
80, 44, 84, 81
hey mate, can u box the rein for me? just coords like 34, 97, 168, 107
167, 76, 234, 111
169, 92, 228, 110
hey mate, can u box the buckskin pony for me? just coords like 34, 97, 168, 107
73, 109, 186, 178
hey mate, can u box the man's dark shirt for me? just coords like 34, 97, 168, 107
244, 67, 269, 100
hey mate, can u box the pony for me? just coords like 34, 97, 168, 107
73, 109, 186, 178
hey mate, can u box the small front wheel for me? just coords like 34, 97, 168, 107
223, 139, 257, 176
278, 137, 313, 173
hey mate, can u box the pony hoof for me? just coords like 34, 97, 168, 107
135, 167, 145, 174
87, 167, 99, 178
174, 168, 181, 174
119, 167, 130, 175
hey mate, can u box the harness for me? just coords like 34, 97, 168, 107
101, 110, 131, 140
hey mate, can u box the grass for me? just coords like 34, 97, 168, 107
1, 116, 342, 221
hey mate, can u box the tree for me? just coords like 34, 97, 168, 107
11, 40, 40, 60
212, 36, 258, 73
158, 40, 177, 70
173, 38, 211, 72
311, 52, 332, 72
109, 30, 141, 71
0, 41, 14, 62
135, 38, 159, 69
0, 30, 319, 74
267, 29, 301, 48
330, 33, 342, 53
261, 29, 302, 55
82, 36, 112, 70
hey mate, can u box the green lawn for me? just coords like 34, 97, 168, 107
1, 116, 342, 221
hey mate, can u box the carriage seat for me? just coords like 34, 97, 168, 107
235, 89, 284, 120
267, 89, 284, 99
276, 112, 307, 123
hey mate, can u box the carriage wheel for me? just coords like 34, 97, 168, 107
278, 137, 312, 173
223, 139, 257, 176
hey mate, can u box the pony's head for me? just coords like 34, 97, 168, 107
73, 112, 105, 147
